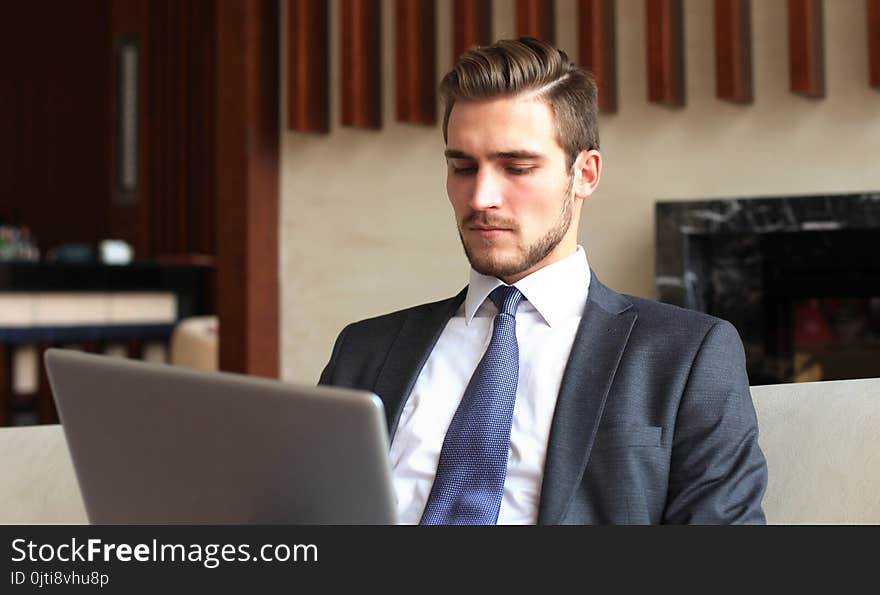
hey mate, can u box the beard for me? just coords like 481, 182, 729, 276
458, 176, 575, 280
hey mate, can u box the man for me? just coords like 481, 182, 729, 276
320, 38, 768, 524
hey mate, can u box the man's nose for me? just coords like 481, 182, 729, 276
470, 169, 503, 210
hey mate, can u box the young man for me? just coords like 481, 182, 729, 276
320, 38, 768, 524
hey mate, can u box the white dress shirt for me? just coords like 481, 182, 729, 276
388, 246, 591, 524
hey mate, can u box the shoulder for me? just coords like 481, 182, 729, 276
330, 289, 466, 356
588, 272, 735, 341
634, 295, 744, 359
340, 292, 463, 337
589, 276, 744, 357
625, 293, 727, 334
612, 296, 749, 395
319, 290, 465, 387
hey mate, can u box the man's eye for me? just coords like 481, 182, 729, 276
507, 166, 535, 175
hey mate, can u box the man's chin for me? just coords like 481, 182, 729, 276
465, 249, 526, 279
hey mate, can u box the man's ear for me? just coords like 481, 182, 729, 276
572, 149, 602, 199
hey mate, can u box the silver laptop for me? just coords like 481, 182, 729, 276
44, 348, 398, 525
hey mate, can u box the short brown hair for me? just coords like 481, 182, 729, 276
440, 37, 599, 168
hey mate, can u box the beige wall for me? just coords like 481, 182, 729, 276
280, 0, 880, 383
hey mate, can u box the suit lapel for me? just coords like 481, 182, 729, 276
373, 287, 467, 438
537, 274, 637, 524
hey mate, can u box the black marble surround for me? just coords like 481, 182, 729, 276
655, 193, 880, 384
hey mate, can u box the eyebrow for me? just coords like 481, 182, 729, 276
444, 149, 545, 161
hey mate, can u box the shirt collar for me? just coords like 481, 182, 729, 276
464, 245, 591, 327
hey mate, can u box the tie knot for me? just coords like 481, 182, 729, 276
489, 285, 524, 316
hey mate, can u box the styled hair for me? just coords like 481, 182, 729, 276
439, 37, 600, 168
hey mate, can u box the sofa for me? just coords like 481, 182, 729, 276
1, 377, 878, 524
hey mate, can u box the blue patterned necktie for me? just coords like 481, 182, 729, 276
420, 285, 524, 525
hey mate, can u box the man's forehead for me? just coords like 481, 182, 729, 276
446, 96, 563, 156
448, 96, 554, 127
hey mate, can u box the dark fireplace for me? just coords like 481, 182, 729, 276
655, 193, 880, 384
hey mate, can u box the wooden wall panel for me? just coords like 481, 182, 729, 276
151, 3, 173, 254
396, 0, 436, 124
714, 0, 753, 103
341, 0, 382, 128
185, 0, 218, 258
215, 0, 280, 377
288, 0, 329, 132
516, 0, 555, 43
869, 0, 880, 89
578, 0, 617, 112
453, 0, 492, 62
146, 0, 217, 258
0, 0, 112, 257
108, 0, 216, 260
646, 0, 685, 106
788, 0, 825, 97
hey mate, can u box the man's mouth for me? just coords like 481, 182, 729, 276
469, 226, 511, 236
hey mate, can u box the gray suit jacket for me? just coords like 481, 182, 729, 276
319, 272, 768, 524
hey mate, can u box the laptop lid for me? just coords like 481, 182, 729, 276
44, 348, 398, 525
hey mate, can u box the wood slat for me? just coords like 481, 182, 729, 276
396, 0, 436, 124
714, 0, 753, 103
288, 0, 329, 132
215, 0, 280, 377
150, 1, 168, 255
453, 0, 492, 62
190, 0, 217, 256
869, 0, 880, 88
172, 0, 185, 254
788, 0, 824, 97
646, 0, 685, 106
516, 0, 555, 43
578, 0, 617, 112
341, 0, 382, 128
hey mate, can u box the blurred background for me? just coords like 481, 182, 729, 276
1, 0, 879, 426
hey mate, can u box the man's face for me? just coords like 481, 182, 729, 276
445, 96, 580, 283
